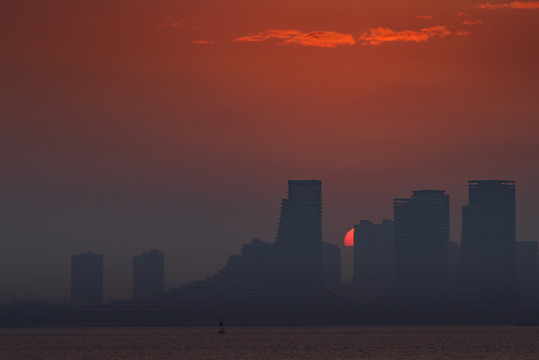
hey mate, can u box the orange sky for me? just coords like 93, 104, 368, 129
1, 0, 538, 301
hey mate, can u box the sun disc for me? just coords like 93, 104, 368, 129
344, 228, 354, 247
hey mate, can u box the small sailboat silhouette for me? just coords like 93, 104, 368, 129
218, 317, 225, 334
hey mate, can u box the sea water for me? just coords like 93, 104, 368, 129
1, 326, 539, 359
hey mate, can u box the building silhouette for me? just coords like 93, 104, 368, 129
383, 190, 450, 308
322, 242, 341, 292
516, 241, 537, 308
133, 249, 164, 299
260, 180, 326, 308
132, 181, 341, 317
456, 180, 517, 312
71, 252, 103, 304
161, 239, 272, 308
352, 220, 394, 302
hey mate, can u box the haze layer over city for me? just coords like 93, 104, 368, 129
1, 0, 538, 306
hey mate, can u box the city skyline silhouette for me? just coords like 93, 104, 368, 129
3, 178, 538, 327
1, 1, 538, 327
1, 177, 537, 309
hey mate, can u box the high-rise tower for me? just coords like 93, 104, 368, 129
261, 180, 326, 308
456, 180, 517, 311
353, 220, 394, 302
133, 249, 165, 299
384, 190, 450, 308
71, 252, 103, 304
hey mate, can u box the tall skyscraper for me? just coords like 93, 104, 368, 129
261, 180, 326, 308
456, 180, 517, 312
352, 220, 394, 302
133, 249, 165, 299
384, 190, 450, 308
71, 252, 103, 304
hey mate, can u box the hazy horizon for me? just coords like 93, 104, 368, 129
1, 0, 538, 303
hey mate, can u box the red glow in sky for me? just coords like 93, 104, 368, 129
1, 0, 539, 302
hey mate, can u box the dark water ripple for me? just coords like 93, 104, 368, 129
1, 326, 539, 359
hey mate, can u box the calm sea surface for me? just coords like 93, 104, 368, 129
1, 326, 539, 359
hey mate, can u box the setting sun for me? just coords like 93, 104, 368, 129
344, 228, 354, 247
